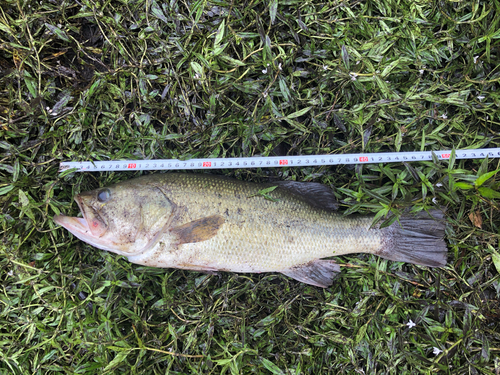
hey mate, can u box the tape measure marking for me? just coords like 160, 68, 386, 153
59, 148, 500, 172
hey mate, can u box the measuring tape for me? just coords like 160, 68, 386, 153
59, 148, 500, 172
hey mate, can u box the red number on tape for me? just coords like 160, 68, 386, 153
441, 154, 451, 159
203, 162, 211, 167
360, 156, 368, 162
128, 163, 137, 168
279, 159, 288, 165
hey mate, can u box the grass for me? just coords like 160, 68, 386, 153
1, 0, 500, 373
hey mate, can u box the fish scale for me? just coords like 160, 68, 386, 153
144, 174, 379, 269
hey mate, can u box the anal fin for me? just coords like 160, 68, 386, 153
281, 260, 340, 287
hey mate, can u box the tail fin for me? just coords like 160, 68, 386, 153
378, 210, 447, 267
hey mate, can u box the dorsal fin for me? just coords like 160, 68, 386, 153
274, 180, 338, 210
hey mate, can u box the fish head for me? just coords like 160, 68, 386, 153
54, 180, 175, 256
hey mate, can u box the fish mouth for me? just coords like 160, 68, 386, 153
54, 194, 90, 234
53, 195, 115, 252
54, 212, 108, 250
53, 214, 90, 234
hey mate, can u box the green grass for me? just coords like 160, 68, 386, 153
1, 0, 500, 373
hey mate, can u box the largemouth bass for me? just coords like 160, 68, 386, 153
54, 173, 447, 287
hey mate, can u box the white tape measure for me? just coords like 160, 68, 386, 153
59, 148, 500, 172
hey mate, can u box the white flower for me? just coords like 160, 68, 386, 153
477, 95, 485, 100
435, 182, 443, 187
440, 113, 447, 119
323, 65, 328, 70
433, 347, 442, 356
278, 63, 282, 70
432, 197, 438, 204
474, 56, 479, 63
406, 319, 416, 329
262, 68, 267, 74
7, 270, 13, 276
350, 72, 358, 81
419, 69, 424, 75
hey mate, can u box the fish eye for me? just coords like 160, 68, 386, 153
97, 188, 111, 203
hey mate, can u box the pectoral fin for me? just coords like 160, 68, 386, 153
281, 260, 340, 287
170, 215, 225, 245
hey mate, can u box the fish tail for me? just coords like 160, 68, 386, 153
377, 210, 447, 267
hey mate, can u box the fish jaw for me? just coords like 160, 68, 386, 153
54, 214, 119, 253
74, 193, 108, 238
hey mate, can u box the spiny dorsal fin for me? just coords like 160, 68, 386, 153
170, 215, 225, 244
281, 259, 340, 287
275, 181, 338, 210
